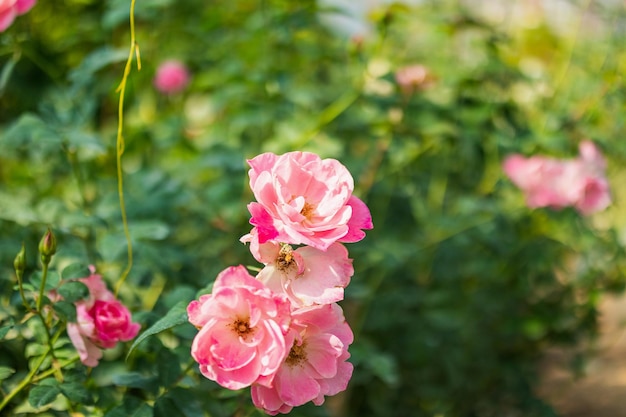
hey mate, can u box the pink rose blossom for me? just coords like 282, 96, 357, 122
503, 140, 611, 215
153, 60, 190, 94
251, 303, 354, 415
188, 265, 293, 390
66, 269, 140, 367
0, 0, 36, 32
245, 151, 373, 251
394, 64, 435, 95
241, 232, 353, 307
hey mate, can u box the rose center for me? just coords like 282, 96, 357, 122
230, 317, 254, 340
276, 244, 296, 272
300, 202, 315, 219
285, 341, 307, 367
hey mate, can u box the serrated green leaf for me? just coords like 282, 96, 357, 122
28, 379, 61, 408
0, 366, 15, 380
61, 263, 91, 280
53, 300, 77, 322
127, 300, 188, 358
59, 381, 91, 403
57, 281, 89, 303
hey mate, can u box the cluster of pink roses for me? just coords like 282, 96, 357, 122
187, 151, 373, 415
0, 0, 35, 32
503, 140, 611, 215
63, 267, 141, 367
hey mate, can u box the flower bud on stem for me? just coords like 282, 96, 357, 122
13, 243, 29, 309
36, 228, 56, 312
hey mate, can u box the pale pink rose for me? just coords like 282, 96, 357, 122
503, 141, 611, 215
251, 303, 354, 415
245, 151, 373, 251
153, 60, 190, 94
394, 64, 435, 95
66, 270, 140, 367
0, 0, 35, 32
188, 265, 292, 390
241, 233, 353, 307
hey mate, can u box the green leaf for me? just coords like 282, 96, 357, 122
57, 281, 89, 303
0, 366, 15, 380
0, 318, 14, 339
59, 381, 92, 404
1, 113, 61, 149
52, 300, 77, 322
112, 372, 158, 390
105, 402, 154, 417
61, 263, 92, 280
29, 270, 60, 292
127, 301, 188, 358
28, 378, 61, 408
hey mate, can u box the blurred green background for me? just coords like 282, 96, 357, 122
2, 1, 626, 416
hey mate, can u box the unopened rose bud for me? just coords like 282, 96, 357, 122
38, 228, 57, 264
14, 243, 26, 276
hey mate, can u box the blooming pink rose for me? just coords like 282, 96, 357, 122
66, 269, 140, 367
153, 60, 190, 94
188, 265, 292, 390
245, 152, 373, 251
251, 303, 354, 415
0, 0, 35, 32
503, 141, 611, 215
241, 232, 353, 307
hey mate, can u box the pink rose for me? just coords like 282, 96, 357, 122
0, 0, 36, 32
394, 64, 435, 95
153, 60, 190, 94
188, 265, 292, 390
241, 232, 353, 307
503, 141, 611, 215
66, 270, 140, 367
251, 303, 354, 415
245, 151, 373, 251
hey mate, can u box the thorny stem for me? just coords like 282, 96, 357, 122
114, 0, 141, 296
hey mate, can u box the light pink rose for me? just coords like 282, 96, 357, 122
394, 64, 435, 95
251, 303, 354, 415
153, 60, 190, 94
0, 0, 35, 32
188, 265, 292, 390
66, 270, 140, 367
241, 232, 353, 307
245, 151, 373, 251
503, 141, 611, 215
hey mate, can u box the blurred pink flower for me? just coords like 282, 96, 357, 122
66, 269, 140, 367
188, 265, 292, 390
251, 303, 354, 415
240, 233, 354, 307
503, 140, 611, 215
153, 60, 190, 94
0, 0, 36, 32
245, 151, 373, 251
394, 64, 435, 95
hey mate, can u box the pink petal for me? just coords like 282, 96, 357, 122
340, 195, 373, 243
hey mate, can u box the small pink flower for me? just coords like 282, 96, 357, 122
245, 151, 373, 251
153, 60, 190, 94
251, 303, 354, 415
0, 0, 36, 32
188, 265, 292, 390
66, 269, 140, 367
395, 64, 435, 95
503, 141, 611, 215
241, 232, 353, 307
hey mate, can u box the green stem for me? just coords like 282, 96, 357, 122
114, 0, 140, 296
15, 270, 30, 311
36, 262, 49, 312
0, 346, 51, 412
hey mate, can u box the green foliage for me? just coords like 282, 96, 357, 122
2, 1, 626, 416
